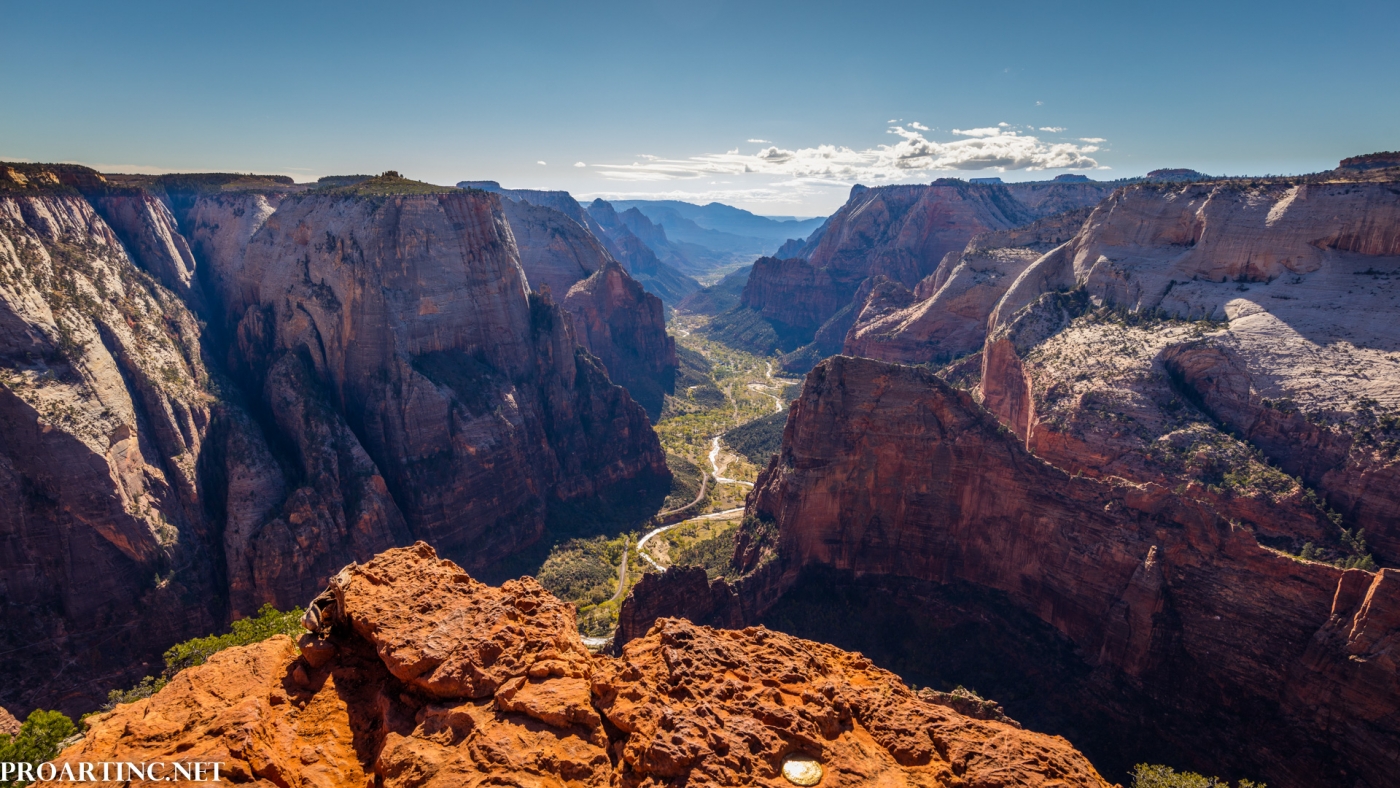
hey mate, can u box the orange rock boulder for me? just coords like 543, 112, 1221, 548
59, 542, 1111, 787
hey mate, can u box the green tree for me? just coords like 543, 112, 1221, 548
0, 710, 77, 787
1131, 763, 1264, 788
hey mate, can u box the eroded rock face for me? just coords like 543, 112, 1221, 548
0, 167, 668, 715
59, 543, 1112, 788
562, 260, 676, 420
0, 706, 20, 736
465, 187, 680, 419
728, 355, 1400, 788
498, 197, 610, 297
975, 178, 1400, 562
846, 208, 1092, 366
225, 187, 667, 583
0, 177, 225, 713
733, 180, 1112, 357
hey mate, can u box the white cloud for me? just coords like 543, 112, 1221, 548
1039, 127, 1065, 133
747, 138, 771, 143
537, 160, 547, 165
951, 127, 1004, 138
1078, 137, 1106, 144
1035, 101, 1044, 106
574, 161, 587, 167
588, 123, 1103, 183
910, 122, 928, 131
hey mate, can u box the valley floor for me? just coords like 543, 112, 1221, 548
518, 312, 799, 640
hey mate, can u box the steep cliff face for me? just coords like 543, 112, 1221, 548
0, 171, 224, 713
225, 184, 667, 584
497, 197, 608, 297
0, 167, 669, 716
484, 196, 678, 420
723, 179, 1111, 359
562, 260, 676, 420
845, 208, 1091, 365
727, 356, 1399, 788
60, 542, 1113, 788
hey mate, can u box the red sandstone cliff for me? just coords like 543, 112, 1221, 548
0, 167, 667, 716
562, 260, 676, 420
489, 196, 678, 420
58, 542, 1112, 788
698, 355, 1398, 788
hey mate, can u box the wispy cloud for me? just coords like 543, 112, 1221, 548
589, 124, 1102, 184
909, 122, 929, 131
1078, 137, 1106, 144
1038, 126, 1065, 133
747, 138, 771, 143
537, 160, 547, 165
574, 161, 586, 167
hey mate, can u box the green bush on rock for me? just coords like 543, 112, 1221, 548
1131, 763, 1264, 788
104, 604, 303, 711
0, 710, 77, 787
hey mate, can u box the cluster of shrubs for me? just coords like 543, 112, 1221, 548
0, 604, 301, 786
1131, 763, 1264, 788
105, 604, 303, 708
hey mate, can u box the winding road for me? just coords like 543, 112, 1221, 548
636, 507, 746, 572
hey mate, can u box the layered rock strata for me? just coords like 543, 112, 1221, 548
0, 166, 667, 714
0, 169, 226, 714
724, 179, 1111, 362
59, 543, 1112, 788
458, 186, 680, 418
629, 354, 1400, 788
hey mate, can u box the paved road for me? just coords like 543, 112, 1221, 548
607, 537, 630, 603
637, 508, 746, 572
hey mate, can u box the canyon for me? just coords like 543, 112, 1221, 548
0, 165, 667, 716
626, 160, 1400, 787
6, 150, 1400, 788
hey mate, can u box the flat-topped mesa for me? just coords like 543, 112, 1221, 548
223, 180, 666, 596
58, 542, 1113, 788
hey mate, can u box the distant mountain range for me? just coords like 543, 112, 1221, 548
458, 183, 826, 294
610, 200, 826, 281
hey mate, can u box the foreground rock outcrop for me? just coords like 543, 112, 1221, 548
628, 355, 1400, 788
60, 543, 1112, 787
0, 166, 667, 715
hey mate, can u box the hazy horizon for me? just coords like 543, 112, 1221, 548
4, 0, 1397, 214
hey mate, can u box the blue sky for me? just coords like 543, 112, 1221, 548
3, 0, 1396, 214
